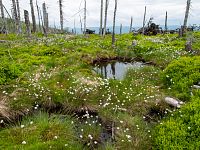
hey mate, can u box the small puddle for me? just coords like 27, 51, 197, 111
94, 61, 144, 80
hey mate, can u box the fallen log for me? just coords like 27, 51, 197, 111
164, 97, 184, 108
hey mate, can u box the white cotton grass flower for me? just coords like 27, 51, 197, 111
0, 120, 3, 123
21, 125, 25, 128
22, 141, 26, 144
54, 136, 58, 139
88, 134, 93, 140
30, 121, 33, 125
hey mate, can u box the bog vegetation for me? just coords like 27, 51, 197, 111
0, 0, 200, 149
0, 31, 199, 149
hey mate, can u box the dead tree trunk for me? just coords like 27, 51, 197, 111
16, 0, 21, 33
24, 10, 31, 37
39, 7, 45, 35
79, 14, 83, 33
0, 0, 4, 19
0, 0, 6, 32
74, 19, 76, 35
120, 23, 122, 35
112, 0, 117, 46
103, 0, 108, 37
11, 0, 19, 34
30, 0, 36, 33
183, 0, 191, 30
42, 2, 48, 35
84, 0, 86, 35
165, 11, 168, 33
129, 16, 133, 33
59, 0, 64, 33
142, 6, 147, 35
36, 0, 41, 32
99, 0, 103, 36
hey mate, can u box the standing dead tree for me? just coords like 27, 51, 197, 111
112, 0, 117, 46
99, 0, 103, 36
183, 0, 191, 31
11, 0, 19, 33
0, 0, 4, 19
120, 23, 122, 35
59, 0, 64, 33
84, 0, 86, 35
103, 0, 108, 37
42, 2, 48, 35
142, 6, 147, 35
24, 10, 31, 37
16, 0, 21, 33
129, 16, 133, 33
30, 0, 36, 33
165, 11, 168, 33
36, 0, 41, 32
0, 0, 6, 33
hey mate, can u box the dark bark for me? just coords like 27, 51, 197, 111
30, 0, 36, 32
24, 10, 31, 36
112, 0, 117, 46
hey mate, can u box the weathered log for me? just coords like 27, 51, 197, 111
193, 85, 200, 89
164, 97, 183, 108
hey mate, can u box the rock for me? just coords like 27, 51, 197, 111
164, 97, 183, 108
193, 85, 200, 89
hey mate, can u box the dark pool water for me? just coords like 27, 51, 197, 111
94, 61, 144, 80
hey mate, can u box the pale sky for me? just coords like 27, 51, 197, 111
2, 0, 200, 28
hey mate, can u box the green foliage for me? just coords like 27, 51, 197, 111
162, 56, 200, 100
0, 60, 21, 84
153, 95, 200, 149
0, 32, 200, 149
0, 112, 82, 149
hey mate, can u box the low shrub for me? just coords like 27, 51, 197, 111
161, 56, 200, 100
153, 95, 200, 149
0, 61, 21, 84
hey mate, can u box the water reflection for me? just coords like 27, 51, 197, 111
94, 61, 144, 80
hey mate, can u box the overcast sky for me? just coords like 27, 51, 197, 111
2, 0, 200, 28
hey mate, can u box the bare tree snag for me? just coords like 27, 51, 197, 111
183, 0, 191, 30
99, 0, 103, 36
129, 16, 133, 33
165, 11, 168, 33
112, 0, 117, 46
36, 0, 41, 32
103, 0, 108, 37
42, 2, 48, 35
79, 14, 83, 33
30, 0, 36, 33
84, 0, 86, 35
39, 7, 45, 35
0, 0, 4, 19
16, 0, 21, 33
11, 0, 19, 33
142, 6, 147, 35
120, 23, 122, 35
59, 0, 63, 33
0, 0, 6, 33
24, 10, 31, 37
